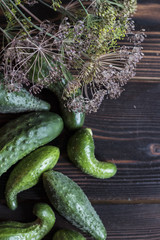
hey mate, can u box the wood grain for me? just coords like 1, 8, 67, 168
0, 202, 160, 240
0, 82, 159, 203
0, 0, 160, 240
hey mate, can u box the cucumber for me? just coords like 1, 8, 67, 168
67, 128, 117, 179
0, 112, 63, 177
0, 74, 50, 113
52, 229, 86, 240
59, 101, 85, 131
43, 170, 107, 240
0, 203, 55, 240
48, 85, 85, 131
5, 146, 60, 210
29, 57, 85, 130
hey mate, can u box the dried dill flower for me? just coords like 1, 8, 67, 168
1, 0, 145, 114
2, 22, 65, 93
63, 26, 146, 113
24, 0, 38, 6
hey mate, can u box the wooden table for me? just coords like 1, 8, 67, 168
0, 0, 160, 239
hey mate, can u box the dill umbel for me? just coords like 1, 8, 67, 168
0, 0, 145, 113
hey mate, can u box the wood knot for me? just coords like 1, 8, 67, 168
149, 143, 160, 156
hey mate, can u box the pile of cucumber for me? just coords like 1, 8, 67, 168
0, 74, 117, 240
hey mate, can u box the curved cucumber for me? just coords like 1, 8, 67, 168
5, 146, 60, 210
0, 112, 63, 177
0, 203, 55, 240
52, 229, 86, 240
0, 75, 50, 113
67, 128, 117, 179
43, 170, 107, 240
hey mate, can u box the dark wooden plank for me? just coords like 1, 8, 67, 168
0, 82, 160, 202
106, 203, 160, 240
0, 202, 160, 240
120, 31, 160, 81
0, 1, 160, 240
133, 1, 160, 81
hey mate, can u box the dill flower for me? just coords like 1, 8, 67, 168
24, 0, 38, 6
1, 0, 145, 114
2, 22, 65, 93
64, 27, 146, 113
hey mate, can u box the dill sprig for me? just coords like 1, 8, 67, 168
0, 0, 145, 114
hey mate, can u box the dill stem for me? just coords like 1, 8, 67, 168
9, 0, 42, 32
0, 27, 12, 41
37, 0, 76, 20
77, 0, 88, 15
37, 0, 52, 9
1, 0, 31, 37
58, 6, 76, 20
9, 0, 56, 39
19, 3, 42, 24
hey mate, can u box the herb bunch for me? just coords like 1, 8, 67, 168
0, 0, 145, 113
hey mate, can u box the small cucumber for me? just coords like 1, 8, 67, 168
48, 83, 85, 131
67, 128, 117, 179
59, 101, 85, 131
0, 112, 63, 177
0, 74, 50, 113
0, 203, 55, 240
43, 170, 107, 240
5, 146, 60, 210
29, 59, 85, 131
52, 229, 86, 240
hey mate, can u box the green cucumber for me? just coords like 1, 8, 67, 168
0, 203, 55, 240
0, 112, 63, 177
59, 101, 85, 131
5, 146, 60, 210
49, 85, 85, 131
28, 57, 85, 130
67, 128, 117, 179
0, 74, 50, 113
43, 170, 107, 240
29, 57, 85, 130
52, 229, 86, 240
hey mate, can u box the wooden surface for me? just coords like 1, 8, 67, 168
0, 0, 160, 239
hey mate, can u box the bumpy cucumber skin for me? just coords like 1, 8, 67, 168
67, 128, 117, 179
48, 85, 85, 131
0, 203, 55, 240
43, 170, 107, 240
52, 229, 86, 240
0, 112, 63, 177
29, 56, 85, 130
5, 146, 60, 210
0, 76, 50, 113
59, 102, 85, 131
